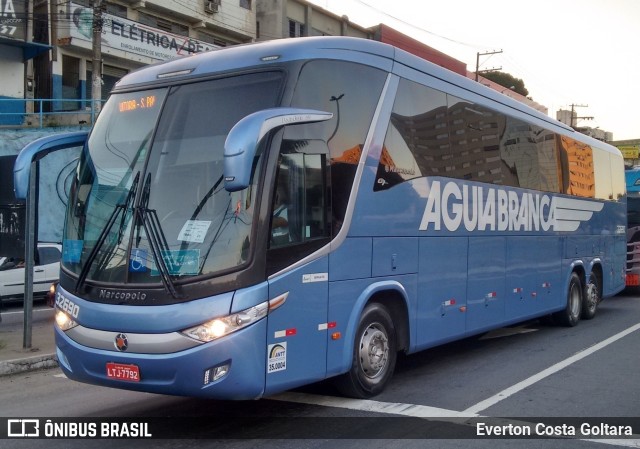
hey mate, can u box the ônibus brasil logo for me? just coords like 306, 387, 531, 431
419, 180, 604, 233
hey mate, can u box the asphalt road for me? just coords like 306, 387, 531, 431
1, 291, 639, 449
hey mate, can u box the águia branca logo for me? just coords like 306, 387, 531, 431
419, 180, 604, 233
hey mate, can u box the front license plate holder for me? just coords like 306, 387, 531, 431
106, 362, 140, 382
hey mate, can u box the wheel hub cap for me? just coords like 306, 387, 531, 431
359, 324, 389, 379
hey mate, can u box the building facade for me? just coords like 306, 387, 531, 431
50, 0, 255, 115
1, 0, 255, 126
3, 0, 579, 133
0, 0, 50, 125
256, 0, 371, 40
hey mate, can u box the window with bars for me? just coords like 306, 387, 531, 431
289, 19, 305, 37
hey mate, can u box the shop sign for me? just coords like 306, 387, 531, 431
0, 0, 25, 41
618, 146, 640, 159
66, 2, 218, 61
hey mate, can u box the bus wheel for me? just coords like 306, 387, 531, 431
582, 272, 601, 320
554, 272, 582, 327
335, 302, 397, 398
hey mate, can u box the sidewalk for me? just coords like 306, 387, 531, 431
0, 307, 58, 376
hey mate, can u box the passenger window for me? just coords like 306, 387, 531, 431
375, 78, 446, 191
592, 148, 612, 200
534, 128, 561, 193
500, 118, 545, 191
447, 96, 513, 186
559, 135, 595, 198
610, 154, 626, 201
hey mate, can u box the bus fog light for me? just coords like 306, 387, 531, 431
204, 363, 230, 385
182, 301, 269, 342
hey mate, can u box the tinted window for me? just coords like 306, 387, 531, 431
289, 60, 386, 231
270, 149, 327, 248
447, 96, 513, 186
375, 78, 445, 191
267, 141, 330, 274
611, 154, 626, 201
534, 128, 561, 193
376, 77, 620, 202
558, 135, 595, 198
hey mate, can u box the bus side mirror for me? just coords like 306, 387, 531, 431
223, 108, 332, 191
14, 131, 88, 199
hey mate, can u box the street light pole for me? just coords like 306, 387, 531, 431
22, 161, 38, 349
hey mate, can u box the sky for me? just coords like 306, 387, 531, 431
307, 0, 640, 141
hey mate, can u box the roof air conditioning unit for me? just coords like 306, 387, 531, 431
205, 0, 220, 13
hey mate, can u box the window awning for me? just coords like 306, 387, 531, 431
0, 37, 52, 61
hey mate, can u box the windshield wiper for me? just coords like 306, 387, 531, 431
189, 174, 223, 221
136, 173, 181, 299
75, 172, 140, 293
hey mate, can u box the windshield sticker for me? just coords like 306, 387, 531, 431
151, 249, 200, 276
129, 248, 148, 273
62, 239, 84, 263
267, 342, 287, 374
178, 220, 212, 243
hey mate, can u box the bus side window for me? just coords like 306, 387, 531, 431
270, 150, 327, 248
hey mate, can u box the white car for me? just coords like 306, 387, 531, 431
0, 243, 62, 301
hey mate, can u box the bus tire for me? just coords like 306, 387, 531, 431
554, 272, 582, 327
582, 272, 601, 320
335, 302, 397, 399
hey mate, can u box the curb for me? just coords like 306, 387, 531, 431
0, 353, 58, 376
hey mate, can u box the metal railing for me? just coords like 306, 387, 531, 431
0, 98, 106, 129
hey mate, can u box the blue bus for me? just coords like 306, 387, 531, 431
29, 37, 625, 399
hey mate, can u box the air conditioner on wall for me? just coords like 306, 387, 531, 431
205, 0, 221, 13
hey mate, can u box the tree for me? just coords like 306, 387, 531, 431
482, 71, 529, 97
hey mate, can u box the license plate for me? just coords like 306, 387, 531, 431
106, 362, 140, 382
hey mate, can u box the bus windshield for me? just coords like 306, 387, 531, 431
62, 71, 284, 287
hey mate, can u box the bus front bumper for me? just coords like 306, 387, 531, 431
54, 320, 268, 400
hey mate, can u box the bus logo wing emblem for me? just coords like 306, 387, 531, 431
553, 197, 604, 232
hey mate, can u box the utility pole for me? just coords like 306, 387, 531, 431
569, 103, 594, 129
25, 0, 34, 115
475, 50, 503, 82
91, 0, 103, 118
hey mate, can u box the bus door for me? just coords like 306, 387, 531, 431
264, 144, 330, 394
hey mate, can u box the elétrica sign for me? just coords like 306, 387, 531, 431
64, 2, 219, 62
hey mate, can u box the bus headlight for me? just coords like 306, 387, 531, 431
55, 310, 79, 331
181, 301, 269, 342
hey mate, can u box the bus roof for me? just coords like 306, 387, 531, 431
113, 36, 620, 157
